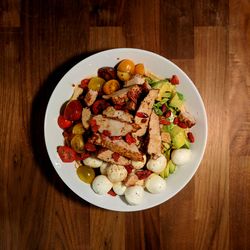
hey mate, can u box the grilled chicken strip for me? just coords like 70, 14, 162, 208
81, 107, 91, 129
133, 89, 159, 137
148, 110, 162, 158
93, 115, 140, 136
84, 89, 98, 107
97, 148, 131, 166
91, 133, 144, 161
102, 106, 133, 123
124, 74, 145, 87
102, 87, 132, 105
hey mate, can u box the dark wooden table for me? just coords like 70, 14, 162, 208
1, 0, 249, 249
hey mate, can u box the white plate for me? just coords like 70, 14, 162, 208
44, 48, 207, 212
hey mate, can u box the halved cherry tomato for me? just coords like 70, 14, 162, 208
57, 115, 72, 129
92, 99, 109, 115
134, 63, 145, 75
57, 146, 76, 162
64, 100, 82, 121
80, 78, 90, 90
102, 79, 120, 95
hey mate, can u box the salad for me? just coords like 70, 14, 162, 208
56, 59, 196, 205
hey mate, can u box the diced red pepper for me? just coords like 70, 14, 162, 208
102, 130, 111, 137
187, 132, 195, 143
125, 133, 136, 145
135, 170, 152, 180
112, 152, 120, 162
178, 122, 188, 129
84, 142, 97, 152
161, 104, 167, 114
124, 164, 133, 174
170, 75, 179, 85
165, 111, 172, 118
136, 112, 148, 118
159, 118, 171, 125
108, 189, 117, 196
173, 117, 179, 125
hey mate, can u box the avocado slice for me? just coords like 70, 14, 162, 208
168, 160, 176, 174
170, 125, 190, 149
169, 93, 183, 109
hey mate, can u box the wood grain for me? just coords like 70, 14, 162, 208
0, 0, 250, 249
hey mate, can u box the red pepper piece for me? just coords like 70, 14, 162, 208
165, 110, 171, 118
84, 142, 97, 152
173, 117, 179, 125
112, 152, 120, 162
135, 170, 152, 180
102, 130, 111, 137
187, 132, 195, 143
159, 118, 171, 125
125, 133, 136, 145
108, 189, 117, 196
170, 75, 179, 85
178, 122, 188, 129
136, 112, 148, 118
124, 164, 133, 174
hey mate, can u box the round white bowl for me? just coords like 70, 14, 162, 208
44, 48, 207, 212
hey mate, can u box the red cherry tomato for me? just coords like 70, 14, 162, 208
57, 146, 76, 162
57, 115, 73, 129
92, 99, 109, 115
64, 100, 82, 121
80, 78, 90, 90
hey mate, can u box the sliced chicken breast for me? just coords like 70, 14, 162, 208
102, 106, 133, 123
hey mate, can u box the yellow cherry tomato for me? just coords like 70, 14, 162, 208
70, 134, 85, 153
103, 79, 120, 94
77, 165, 95, 184
88, 77, 105, 91
117, 71, 131, 81
72, 123, 85, 135
117, 59, 135, 74
134, 63, 145, 75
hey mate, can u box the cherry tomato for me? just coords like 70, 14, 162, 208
77, 165, 95, 184
57, 115, 72, 129
80, 78, 90, 90
72, 123, 85, 135
102, 79, 120, 95
57, 146, 76, 162
92, 99, 109, 115
98, 67, 116, 81
117, 59, 135, 73
88, 77, 105, 91
64, 100, 82, 121
134, 63, 145, 75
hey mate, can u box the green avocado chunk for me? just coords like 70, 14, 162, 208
169, 93, 183, 109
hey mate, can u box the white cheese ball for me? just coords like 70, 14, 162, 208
83, 157, 103, 168
113, 182, 127, 195
107, 164, 128, 183
100, 162, 109, 175
125, 185, 144, 205
145, 173, 167, 194
131, 154, 147, 169
146, 154, 167, 174
171, 149, 191, 165
92, 175, 113, 195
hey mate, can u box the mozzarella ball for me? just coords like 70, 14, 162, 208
92, 175, 113, 195
125, 185, 144, 205
146, 154, 167, 174
171, 149, 191, 165
100, 162, 109, 175
107, 164, 128, 182
83, 157, 103, 168
131, 154, 147, 169
145, 173, 167, 194
113, 182, 127, 195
